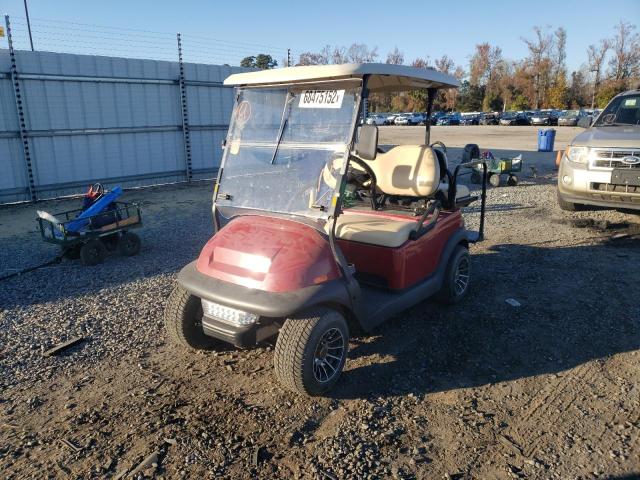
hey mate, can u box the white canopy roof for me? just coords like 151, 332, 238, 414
224, 63, 460, 91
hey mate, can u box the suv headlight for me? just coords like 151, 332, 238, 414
565, 146, 590, 164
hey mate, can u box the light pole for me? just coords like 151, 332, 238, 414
23, 0, 34, 51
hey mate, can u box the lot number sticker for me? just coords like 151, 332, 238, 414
299, 90, 345, 108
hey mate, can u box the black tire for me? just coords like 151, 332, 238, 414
470, 170, 482, 184
118, 231, 141, 257
164, 285, 220, 350
274, 308, 349, 396
80, 239, 106, 266
489, 173, 502, 187
507, 174, 519, 186
557, 189, 581, 211
435, 245, 471, 304
62, 244, 81, 260
462, 143, 480, 163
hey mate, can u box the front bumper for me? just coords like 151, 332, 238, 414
177, 261, 352, 346
558, 159, 640, 210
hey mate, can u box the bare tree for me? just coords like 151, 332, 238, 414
522, 26, 555, 108
386, 47, 404, 65
347, 43, 379, 63
411, 57, 431, 69
609, 21, 640, 82
587, 39, 611, 108
554, 27, 567, 76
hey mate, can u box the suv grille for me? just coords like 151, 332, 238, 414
591, 148, 640, 169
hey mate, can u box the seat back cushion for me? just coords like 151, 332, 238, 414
363, 145, 440, 197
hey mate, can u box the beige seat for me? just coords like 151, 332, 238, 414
330, 145, 470, 247
333, 213, 418, 248
361, 145, 441, 197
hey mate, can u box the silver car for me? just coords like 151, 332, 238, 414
557, 89, 640, 211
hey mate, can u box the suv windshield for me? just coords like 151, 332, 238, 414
594, 93, 640, 126
216, 81, 361, 219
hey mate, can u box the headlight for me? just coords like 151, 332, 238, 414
565, 146, 590, 164
201, 299, 258, 326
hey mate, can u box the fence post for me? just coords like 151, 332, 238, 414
5, 15, 37, 202
176, 33, 193, 182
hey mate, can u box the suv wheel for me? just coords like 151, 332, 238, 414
557, 189, 583, 211
274, 308, 349, 396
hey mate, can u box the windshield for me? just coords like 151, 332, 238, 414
562, 110, 579, 117
594, 94, 640, 126
216, 81, 361, 219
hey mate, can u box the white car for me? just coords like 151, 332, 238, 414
394, 113, 423, 126
365, 114, 387, 126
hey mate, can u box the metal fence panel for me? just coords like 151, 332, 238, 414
0, 49, 245, 203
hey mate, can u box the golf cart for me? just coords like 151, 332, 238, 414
165, 64, 487, 395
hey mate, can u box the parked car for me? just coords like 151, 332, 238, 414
479, 112, 499, 125
394, 112, 423, 126
460, 114, 480, 125
558, 110, 588, 126
365, 114, 387, 126
557, 89, 640, 211
436, 113, 461, 126
499, 111, 530, 126
385, 113, 400, 125
531, 111, 558, 126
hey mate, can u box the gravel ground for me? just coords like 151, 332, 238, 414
1, 127, 639, 479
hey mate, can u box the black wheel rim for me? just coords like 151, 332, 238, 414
313, 328, 345, 383
454, 256, 470, 296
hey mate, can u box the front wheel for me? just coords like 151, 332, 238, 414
489, 173, 502, 187
164, 286, 221, 350
80, 239, 107, 266
435, 245, 471, 304
274, 308, 349, 396
118, 231, 141, 256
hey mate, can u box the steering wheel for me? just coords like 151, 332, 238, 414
430, 141, 447, 153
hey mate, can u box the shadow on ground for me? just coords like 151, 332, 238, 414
333, 241, 640, 400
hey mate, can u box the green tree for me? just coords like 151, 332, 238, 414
548, 73, 569, 108
240, 54, 278, 70
511, 94, 530, 110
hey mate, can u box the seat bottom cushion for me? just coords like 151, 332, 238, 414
333, 213, 418, 248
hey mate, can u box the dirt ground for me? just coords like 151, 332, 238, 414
1, 126, 639, 479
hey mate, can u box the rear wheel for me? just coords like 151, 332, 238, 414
507, 174, 519, 186
274, 308, 349, 396
435, 246, 471, 304
118, 231, 141, 256
470, 170, 482, 184
164, 285, 220, 350
80, 239, 106, 266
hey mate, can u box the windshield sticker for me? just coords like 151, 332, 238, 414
624, 98, 637, 107
299, 90, 345, 109
236, 101, 252, 125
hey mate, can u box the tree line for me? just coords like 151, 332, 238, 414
241, 21, 639, 113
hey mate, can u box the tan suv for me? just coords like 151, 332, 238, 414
557, 89, 640, 211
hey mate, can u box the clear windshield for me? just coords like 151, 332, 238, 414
216, 81, 361, 219
594, 94, 640, 126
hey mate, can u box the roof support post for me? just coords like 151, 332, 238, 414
424, 88, 436, 146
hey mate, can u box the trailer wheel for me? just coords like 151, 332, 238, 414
80, 239, 107, 266
62, 245, 81, 260
507, 174, 519, 186
274, 308, 349, 396
164, 285, 220, 350
489, 173, 502, 187
435, 245, 471, 304
118, 231, 141, 257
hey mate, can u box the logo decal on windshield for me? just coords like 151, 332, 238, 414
236, 101, 251, 125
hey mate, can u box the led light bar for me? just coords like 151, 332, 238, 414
201, 299, 258, 326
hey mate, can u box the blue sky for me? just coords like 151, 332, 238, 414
2, 0, 639, 72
